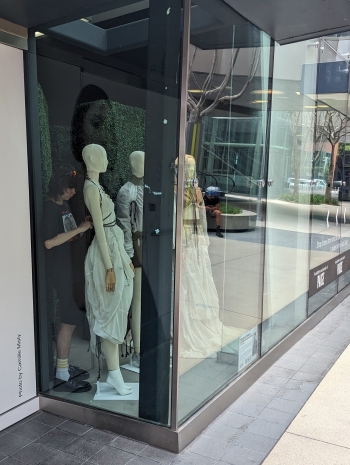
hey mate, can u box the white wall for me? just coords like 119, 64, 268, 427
0, 42, 37, 427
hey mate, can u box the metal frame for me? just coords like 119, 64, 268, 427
170, 0, 191, 432
40, 282, 350, 452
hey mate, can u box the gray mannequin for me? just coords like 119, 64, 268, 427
116, 151, 144, 367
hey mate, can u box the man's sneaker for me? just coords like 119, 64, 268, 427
69, 365, 90, 380
216, 229, 224, 238
53, 378, 92, 393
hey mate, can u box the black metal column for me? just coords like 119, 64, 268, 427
139, 0, 183, 424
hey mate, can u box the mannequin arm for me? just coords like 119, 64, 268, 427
84, 184, 113, 271
116, 187, 134, 258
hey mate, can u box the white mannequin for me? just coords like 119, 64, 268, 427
83, 144, 134, 395
117, 151, 144, 367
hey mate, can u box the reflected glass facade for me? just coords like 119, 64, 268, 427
26, 0, 350, 445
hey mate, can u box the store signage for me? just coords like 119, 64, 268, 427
238, 327, 259, 372
309, 249, 350, 297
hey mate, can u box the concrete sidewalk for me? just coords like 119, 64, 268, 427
263, 325, 350, 465
1, 296, 350, 465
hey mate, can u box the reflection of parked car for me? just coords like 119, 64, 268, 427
287, 178, 312, 189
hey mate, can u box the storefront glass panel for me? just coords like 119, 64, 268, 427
177, 1, 271, 423
262, 41, 317, 353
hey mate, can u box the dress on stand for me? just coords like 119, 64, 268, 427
180, 188, 223, 358
84, 179, 134, 355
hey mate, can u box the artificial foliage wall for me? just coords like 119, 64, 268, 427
38, 83, 52, 199
71, 99, 146, 202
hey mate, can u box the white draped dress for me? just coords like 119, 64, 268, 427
84, 181, 134, 354
180, 191, 223, 358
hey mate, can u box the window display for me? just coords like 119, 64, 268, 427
35, 0, 183, 426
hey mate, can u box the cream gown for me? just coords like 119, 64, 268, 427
84, 180, 134, 354
180, 189, 223, 358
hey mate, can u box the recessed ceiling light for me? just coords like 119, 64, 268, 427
251, 100, 268, 103
189, 90, 203, 93
305, 105, 317, 108
276, 97, 289, 99
35, 32, 44, 37
251, 90, 285, 95
296, 92, 301, 95
317, 105, 329, 108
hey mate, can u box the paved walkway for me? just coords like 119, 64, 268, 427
263, 320, 350, 464
1, 295, 350, 465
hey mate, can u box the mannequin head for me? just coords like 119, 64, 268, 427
130, 151, 145, 178
184, 155, 196, 181
82, 144, 108, 173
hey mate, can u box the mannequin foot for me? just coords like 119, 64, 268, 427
106, 368, 132, 395
131, 352, 140, 368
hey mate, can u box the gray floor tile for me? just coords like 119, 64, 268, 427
257, 375, 288, 388
273, 358, 306, 371
9, 420, 54, 441
63, 437, 105, 460
248, 383, 281, 397
138, 445, 177, 464
36, 428, 78, 450
188, 436, 229, 460
234, 431, 276, 454
202, 422, 242, 443
89, 445, 134, 465
0, 458, 27, 465
280, 354, 310, 364
287, 346, 316, 358
219, 445, 267, 465
11, 442, 58, 465
110, 436, 147, 454
57, 420, 92, 436
283, 379, 318, 393
218, 412, 254, 429
322, 338, 349, 350
240, 393, 273, 407
246, 418, 286, 439
32, 412, 65, 428
0, 453, 6, 460
275, 387, 312, 403
291, 371, 323, 383
125, 456, 159, 465
257, 407, 295, 426
228, 401, 265, 418
263, 367, 296, 379
39, 450, 84, 465
81, 429, 117, 445
172, 451, 216, 464
0, 433, 32, 456
266, 397, 304, 415
315, 346, 342, 357
298, 363, 329, 376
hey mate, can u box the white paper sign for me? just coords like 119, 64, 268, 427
238, 327, 259, 372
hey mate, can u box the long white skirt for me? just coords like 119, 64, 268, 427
85, 226, 134, 355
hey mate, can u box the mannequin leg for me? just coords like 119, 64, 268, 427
130, 268, 142, 354
102, 338, 132, 395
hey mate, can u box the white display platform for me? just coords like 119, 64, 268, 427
93, 382, 139, 401
121, 363, 140, 374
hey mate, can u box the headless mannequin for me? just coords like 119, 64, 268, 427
117, 151, 144, 365
82, 144, 133, 395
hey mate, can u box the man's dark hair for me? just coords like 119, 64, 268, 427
47, 165, 78, 201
